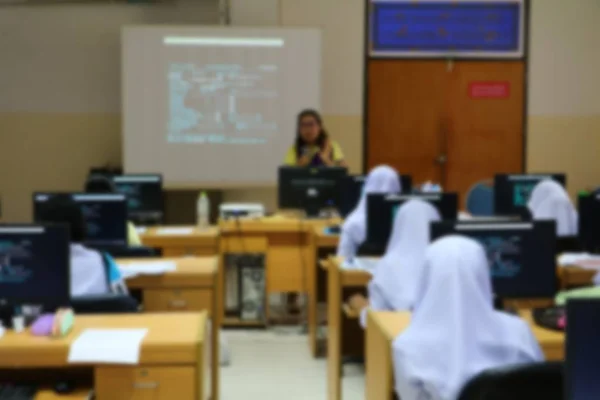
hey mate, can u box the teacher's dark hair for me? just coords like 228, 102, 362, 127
295, 109, 329, 159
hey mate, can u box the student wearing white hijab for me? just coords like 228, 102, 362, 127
393, 236, 543, 400
337, 165, 401, 259
349, 199, 441, 327
527, 179, 578, 237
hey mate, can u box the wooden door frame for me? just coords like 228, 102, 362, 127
362, 0, 532, 174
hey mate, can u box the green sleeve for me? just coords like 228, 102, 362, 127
284, 146, 297, 165
555, 286, 600, 306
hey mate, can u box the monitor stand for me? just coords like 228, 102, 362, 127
303, 198, 322, 219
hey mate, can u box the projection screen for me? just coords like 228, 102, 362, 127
122, 26, 322, 187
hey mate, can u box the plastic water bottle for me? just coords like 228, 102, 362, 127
197, 191, 210, 228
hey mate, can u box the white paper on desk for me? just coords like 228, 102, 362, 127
558, 253, 600, 269
156, 227, 194, 235
68, 328, 148, 365
135, 226, 148, 235
117, 261, 177, 280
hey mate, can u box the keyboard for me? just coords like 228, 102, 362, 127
0, 384, 37, 400
533, 306, 566, 332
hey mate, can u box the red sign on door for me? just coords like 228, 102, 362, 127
469, 81, 510, 99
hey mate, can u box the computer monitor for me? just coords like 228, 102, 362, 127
566, 299, 600, 400
365, 193, 458, 250
430, 220, 557, 299
112, 174, 163, 222
33, 193, 128, 247
338, 174, 413, 218
278, 166, 347, 217
494, 173, 566, 217
578, 194, 600, 253
0, 224, 70, 306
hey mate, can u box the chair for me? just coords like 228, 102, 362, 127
70, 294, 139, 314
466, 180, 495, 216
457, 362, 564, 400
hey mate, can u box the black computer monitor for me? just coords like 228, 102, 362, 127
112, 174, 163, 222
494, 173, 567, 217
578, 194, 600, 253
430, 220, 557, 299
0, 224, 70, 306
278, 166, 347, 217
338, 174, 413, 218
33, 193, 128, 247
365, 193, 458, 250
566, 299, 600, 400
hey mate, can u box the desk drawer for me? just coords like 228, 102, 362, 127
95, 367, 196, 400
144, 288, 212, 314
162, 247, 214, 257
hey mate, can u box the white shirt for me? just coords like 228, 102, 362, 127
393, 236, 544, 400
527, 180, 578, 237
70, 244, 110, 297
360, 199, 441, 327
337, 165, 401, 259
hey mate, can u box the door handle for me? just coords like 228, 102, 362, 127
435, 154, 447, 165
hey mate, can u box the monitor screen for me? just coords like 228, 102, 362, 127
366, 193, 458, 248
112, 174, 163, 216
578, 194, 600, 252
430, 220, 556, 298
277, 166, 347, 216
338, 174, 412, 218
34, 193, 128, 247
566, 299, 600, 400
494, 173, 566, 216
0, 225, 70, 305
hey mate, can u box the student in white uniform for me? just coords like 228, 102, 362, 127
348, 199, 441, 327
527, 179, 578, 237
37, 194, 128, 297
337, 165, 401, 259
393, 236, 543, 400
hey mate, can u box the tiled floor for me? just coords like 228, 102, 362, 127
219, 329, 365, 400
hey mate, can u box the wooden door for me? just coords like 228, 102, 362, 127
445, 61, 524, 203
367, 60, 524, 205
367, 61, 448, 185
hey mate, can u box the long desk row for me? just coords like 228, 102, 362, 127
0, 313, 208, 400
323, 257, 566, 400
364, 310, 565, 400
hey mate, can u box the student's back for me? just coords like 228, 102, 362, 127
37, 194, 127, 297
392, 236, 543, 400
527, 179, 578, 237
337, 165, 400, 259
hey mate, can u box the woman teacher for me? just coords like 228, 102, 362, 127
284, 109, 346, 167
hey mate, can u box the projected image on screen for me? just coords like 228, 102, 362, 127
169, 63, 278, 145
513, 182, 537, 206
0, 241, 34, 283
122, 28, 321, 185
472, 234, 522, 278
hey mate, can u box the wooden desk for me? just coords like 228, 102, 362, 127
140, 226, 219, 257
118, 258, 220, 400
326, 256, 371, 400
557, 266, 596, 289
218, 215, 339, 326
364, 310, 565, 400
308, 226, 339, 357
0, 313, 210, 400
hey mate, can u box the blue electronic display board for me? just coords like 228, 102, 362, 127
370, 1, 523, 57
